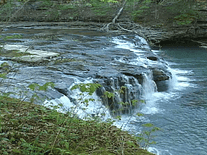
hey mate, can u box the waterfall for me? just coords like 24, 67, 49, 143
142, 72, 157, 100
44, 78, 112, 121
140, 72, 161, 115
44, 35, 172, 121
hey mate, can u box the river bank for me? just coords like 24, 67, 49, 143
1, 0, 207, 46
0, 95, 155, 155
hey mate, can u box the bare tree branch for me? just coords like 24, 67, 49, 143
112, 0, 127, 23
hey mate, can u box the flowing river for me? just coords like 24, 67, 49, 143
147, 45, 207, 155
106, 39, 207, 155
0, 25, 207, 155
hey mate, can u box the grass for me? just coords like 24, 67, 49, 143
0, 95, 154, 155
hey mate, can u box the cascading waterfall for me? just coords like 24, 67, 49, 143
44, 78, 112, 121
45, 35, 171, 123
140, 72, 161, 115
142, 72, 157, 100
44, 35, 175, 155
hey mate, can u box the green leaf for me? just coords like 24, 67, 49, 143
89, 98, 95, 102
143, 131, 150, 136
65, 142, 69, 150
115, 115, 121, 120
132, 99, 138, 106
20, 138, 26, 142
140, 100, 146, 104
39, 85, 47, 91
142, 123, 154, 128
83, 99, 89, 104
71, 84, 79, 90
0, 73, 7, 79
71, 83, 101, 95
80, 84, 87, 92
118, 102, 124, 105
1, 62, 9, 67
150, 141, 156, 145
104, 91, 114, 98
136, 112, 144, 117
28, 83, 39, 91
152, 127, 161, 132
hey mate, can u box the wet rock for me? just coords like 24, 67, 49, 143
151, 68, 171, 81
54, 83, 69, 96
147, 56, 158, 61
150, 67, 171, 92
1, 44, 59, 63
94, 74, 142, 114
0, 29, 173, 114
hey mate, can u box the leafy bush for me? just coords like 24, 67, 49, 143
174, 10, 199, 25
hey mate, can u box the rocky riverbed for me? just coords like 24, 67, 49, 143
0, 24, 171, 116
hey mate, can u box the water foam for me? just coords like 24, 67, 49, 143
148, 147, 173, 155
44, 78, 112, 121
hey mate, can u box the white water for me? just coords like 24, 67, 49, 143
111, 36, 201, 155
44, 78, 112, 121
44, 35, 201, 155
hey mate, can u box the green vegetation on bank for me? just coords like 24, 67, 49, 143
0, 95, 154, 155
0, 61, 157, 155
0, 0, 206, 26
0, 60, 157, 154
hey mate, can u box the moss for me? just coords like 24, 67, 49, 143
54, 58, 76, 64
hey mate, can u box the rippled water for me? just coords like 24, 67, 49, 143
110, 40, 207, 155
147, 45, 207, 155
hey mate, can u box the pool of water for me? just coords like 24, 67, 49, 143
146, 45, 207, 155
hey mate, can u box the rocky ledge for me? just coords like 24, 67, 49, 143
0, 29, 171, 115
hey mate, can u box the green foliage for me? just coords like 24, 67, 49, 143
71, 83, 101, 95
101, 0, 118, 3
4, 34, 22, 40
28, 82, 55, 91
136, 112, 144, 117
89, 0, 111, 17
142, 0, 151, 4
132, 0, 152, 20
0, 62, 11, 86
136, 123, 161, 149
39, 0, 54, 8
0, 78, 156, 155
174, 10, 199, 25
164, 0, 200, 25
0, 1, 13, 20
104, 91, 115, 98
0, 34, 22, 41
0, 73, 7, 79
28, 82, 55, 103
131, 99, 138, 106
58, 4, 75, 10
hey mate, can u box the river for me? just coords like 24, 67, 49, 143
1, 26, 207, 155
147, 45, 207, 155
107, 39, 207, 155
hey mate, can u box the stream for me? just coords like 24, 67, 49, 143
0, 25, 207, 155
148, 45, 207, 155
